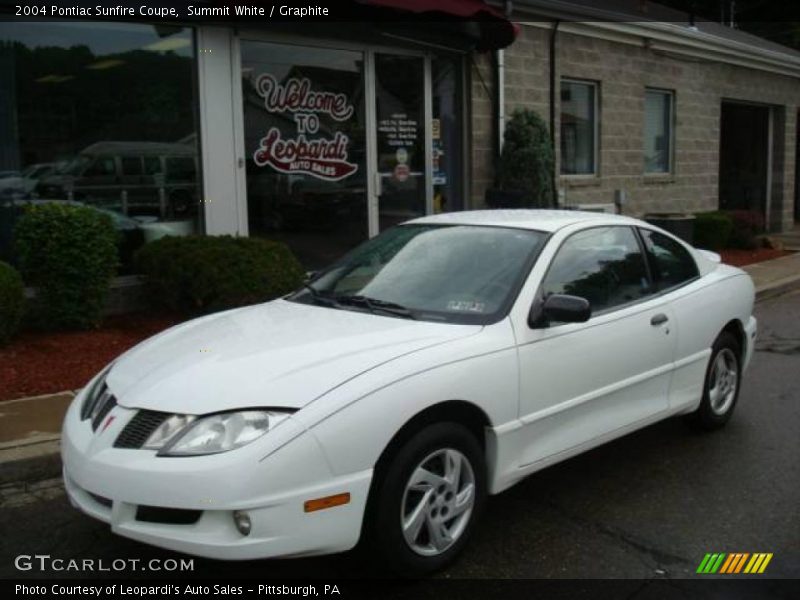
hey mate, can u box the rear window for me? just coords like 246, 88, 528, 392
639, 228, 699, 290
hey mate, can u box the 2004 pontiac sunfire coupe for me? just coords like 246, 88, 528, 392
62, 210, 757, 575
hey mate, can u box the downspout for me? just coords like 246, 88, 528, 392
496, 48, 505, 159
495, 1, 513, 168
549, 19, 560, 208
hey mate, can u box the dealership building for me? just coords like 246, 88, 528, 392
1, 0, 799, 270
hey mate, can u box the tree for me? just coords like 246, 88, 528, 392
493, 109, 555, 208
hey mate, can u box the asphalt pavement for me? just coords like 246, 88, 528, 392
1, 290, 798, 582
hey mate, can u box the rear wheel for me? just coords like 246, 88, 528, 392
686, 332, 742, 430
364, 422, 486, 576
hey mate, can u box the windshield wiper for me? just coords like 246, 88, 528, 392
300, 283, 338, 307
335, 295, 417, 319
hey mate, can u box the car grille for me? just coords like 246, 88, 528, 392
90, 387, 117, 431
114, 410, 170, 449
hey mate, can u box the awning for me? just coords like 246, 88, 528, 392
360, 0, 519, 50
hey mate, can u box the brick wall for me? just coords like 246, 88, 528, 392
471, 23, 800, 231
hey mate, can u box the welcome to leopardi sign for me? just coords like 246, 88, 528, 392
252, 74, 358, 181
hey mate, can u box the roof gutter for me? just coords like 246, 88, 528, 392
505, 0, 800, 78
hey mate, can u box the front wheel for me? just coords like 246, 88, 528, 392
364, 422, 486, 576
686, 332, 742, 430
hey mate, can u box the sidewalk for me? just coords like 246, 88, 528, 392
2, 252, 800, 482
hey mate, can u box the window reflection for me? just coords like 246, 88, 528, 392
543, 227, 652, 312
0, 22, 200, 272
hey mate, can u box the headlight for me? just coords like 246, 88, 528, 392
80, 365, 113, 421
156, 410, 292, 456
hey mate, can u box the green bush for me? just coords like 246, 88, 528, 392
135, 235, 305, 315
693, 211, 733, 250
0, 261, 24, 345
14, 204, 118, 329
496, 109, 555, 208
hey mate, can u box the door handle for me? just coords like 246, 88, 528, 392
650, 313, 669, 326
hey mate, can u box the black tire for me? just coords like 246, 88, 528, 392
685, 332, 742, 431
363, 422, 486, 577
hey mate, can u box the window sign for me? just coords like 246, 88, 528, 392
253, 74, 358, 181
240, 41, 367, 270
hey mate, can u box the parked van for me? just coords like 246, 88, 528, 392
36, 141, 199, 218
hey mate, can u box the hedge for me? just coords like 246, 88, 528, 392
693, 211, 733, 250
0, 261, 24, 345
135, 235, 305, 315
14, 203, 118, 329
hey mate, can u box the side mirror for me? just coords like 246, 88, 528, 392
529, 293, 591, 328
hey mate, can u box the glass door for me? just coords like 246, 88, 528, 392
372, 53, 428, 231
239, 40, 368, 270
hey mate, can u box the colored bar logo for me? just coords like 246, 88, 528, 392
697, 553, 773, 574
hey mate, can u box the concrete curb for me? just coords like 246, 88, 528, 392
754, 274, 800, 302
2, 270, 800, 485
0, 440, 61, 486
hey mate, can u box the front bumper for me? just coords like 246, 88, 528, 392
61, 396, 371, 560
743, 315, 757, 372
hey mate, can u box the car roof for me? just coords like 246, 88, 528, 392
407, 209, 642, 233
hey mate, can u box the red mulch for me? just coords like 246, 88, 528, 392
0, 313, 181, 402
719, 248, 792, 267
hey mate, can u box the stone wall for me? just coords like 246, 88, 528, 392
470, 23, 799, 231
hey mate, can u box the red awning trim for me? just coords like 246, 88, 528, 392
361, 0, 519, 50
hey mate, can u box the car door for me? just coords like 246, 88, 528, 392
637, 227, 707, 412
513, 225, 676, 467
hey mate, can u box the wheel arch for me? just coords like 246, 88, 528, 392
359, 399, 491, 541
373, 400, 491, 476
720, 318, 746, 363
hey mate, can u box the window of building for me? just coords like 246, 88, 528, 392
542, 226, 652, 313
644, 89, 674, 173
0, 22, 200, 273
639, 228, 698, 290
560, 79, 598, 175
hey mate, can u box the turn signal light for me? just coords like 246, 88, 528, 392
303, 493, 350, 513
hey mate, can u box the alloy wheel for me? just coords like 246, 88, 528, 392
400, 448, 475, 557
709, 348, 738, 416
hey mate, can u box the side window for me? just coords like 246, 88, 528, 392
166, 157, 196, 182
84, 156, 116, 177
121, 157, 142, 176
144, 156, 162, 174
639, 229, 699, 290
542, 226, 652, 314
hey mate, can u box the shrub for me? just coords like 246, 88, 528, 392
726, 210, 765, 250
495, 109, 555, 208
0, 261, 24, 345
14, 203, 118, 329
135, 235, 305, 315
693, 211, 733, 250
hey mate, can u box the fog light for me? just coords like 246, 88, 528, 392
233, 510, 251, 536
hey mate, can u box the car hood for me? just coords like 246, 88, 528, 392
107, 299, 480, 414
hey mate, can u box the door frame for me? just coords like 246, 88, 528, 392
231, 30, 434, 239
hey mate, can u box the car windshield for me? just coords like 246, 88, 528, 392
289, 224, 547, 324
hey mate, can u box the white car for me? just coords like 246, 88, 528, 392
62, 210, 756, 575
